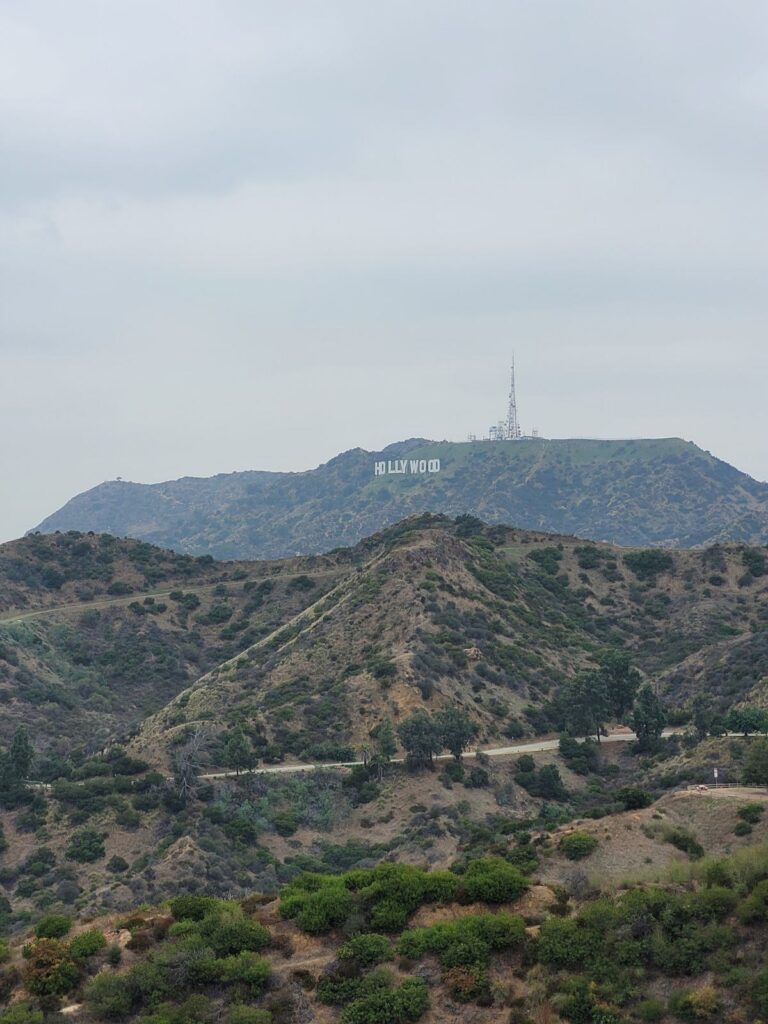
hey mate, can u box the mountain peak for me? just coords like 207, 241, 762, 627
30, 437, 768, 558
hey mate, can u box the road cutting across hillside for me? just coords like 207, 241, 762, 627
197, 727, 683, 780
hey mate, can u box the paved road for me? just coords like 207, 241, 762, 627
33, 728, 759, 789
197, 728, 683, 780
28, 729, 652, 788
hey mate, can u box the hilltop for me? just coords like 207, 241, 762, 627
31, 437, 768, 558
130, 515, 768, 773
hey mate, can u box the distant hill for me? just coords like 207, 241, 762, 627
31, 437, 768, 558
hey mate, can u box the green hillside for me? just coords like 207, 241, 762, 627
31, 437, 768, 559
2, 519, 768, 980
3, 519, 767, 768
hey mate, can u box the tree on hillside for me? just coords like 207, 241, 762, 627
434, 707, 477, 763
598, 650, 641, 721
397, 711, 443, 770
10, 726, 34, 780
0, 726, 35, 809
223, 728, 255, 776
691, 696, 727, 740
173, 726, 207, 801
371, 720, 398, 781
726, 707, 768, 738
743, 739, 768, 787
563, 673, 610, 742
631, 685, 666, 751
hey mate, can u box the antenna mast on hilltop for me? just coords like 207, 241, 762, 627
478, 357, 538, 442
506, 357, 522, 440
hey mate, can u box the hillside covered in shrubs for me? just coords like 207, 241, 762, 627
32, 436, 768, 559
5, 845, 768, 1023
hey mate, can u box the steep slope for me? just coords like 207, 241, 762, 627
0, 532, 352, 750
129, 516, 768, 773
31, 436, 768, 558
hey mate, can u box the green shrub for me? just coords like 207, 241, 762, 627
737, 879, 768, 923
340, 976, 428, 1024
397, 913, 524, 969
0, 1006, 44, 1024
271, 811, 298, 837
665, 828, 704, 861
21, 939, 81, 998
218, 952, 271, 995
318, 968, 392, 1007
466, 766, 490, 788
636, 998, 665, 1021
298, 887, 354, 934
618, 787, 653, 810
168, 921, 198, 938
85, 973, 134, 1018
624, 550, 674, 580
281, 862, 460, 935
687, 887, 737, 921
737, 803, 764, 824
460, 858, 528, 903
65, 828, 105, 863
420, 870, 460, 903
203, 918, 270, 957
227, 1007, 272, 1024
106, 855, 129, 874
169, 896, 221, 921
338, 933, 392, 967
668, 986, 720, 1021
391, 977, 429, 1021
734, 821, 753, 837
754, 968, 768, 1017
35, 915, 72, 939
559, 833, 599, 861
69, 929, 107, 960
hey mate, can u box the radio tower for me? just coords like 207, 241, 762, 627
506, 357, 522, 440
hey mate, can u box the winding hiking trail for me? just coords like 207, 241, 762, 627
0, 567, 347, 626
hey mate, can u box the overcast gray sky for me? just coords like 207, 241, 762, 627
2, 1, 767, 543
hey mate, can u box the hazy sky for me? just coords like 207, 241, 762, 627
2, 1, 768, 543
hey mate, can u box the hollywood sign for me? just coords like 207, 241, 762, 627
374, 458, 441, 476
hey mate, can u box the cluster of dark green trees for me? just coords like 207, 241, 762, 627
0, 727, 34, 809
557, 651, 666, 751
219, 707, 479, 779
691, 698, 768, 741
395, 707, 477, 770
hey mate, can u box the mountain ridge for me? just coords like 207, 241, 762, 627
30, 436, 768, 559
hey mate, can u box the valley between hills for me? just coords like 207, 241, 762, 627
1, 516, 768, 1023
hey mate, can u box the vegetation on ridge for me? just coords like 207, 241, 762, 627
30, 437, 768, 558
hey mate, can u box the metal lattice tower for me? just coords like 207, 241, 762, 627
506, 357, 522, 440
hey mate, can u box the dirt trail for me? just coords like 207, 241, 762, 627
0, 567, 346, 626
